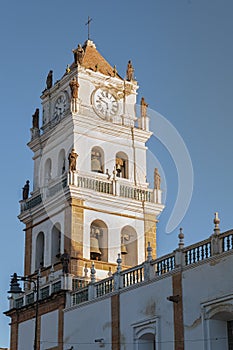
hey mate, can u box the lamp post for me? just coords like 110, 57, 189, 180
8, 272, 40, 350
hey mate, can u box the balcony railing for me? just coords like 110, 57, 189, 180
20, 172, 161, 213
11, 229, 233, 310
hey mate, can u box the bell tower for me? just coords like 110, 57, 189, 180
19, 39, 164, 280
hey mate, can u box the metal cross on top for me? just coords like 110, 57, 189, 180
85, 16, 92, 40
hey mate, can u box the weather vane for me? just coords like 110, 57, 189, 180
85, 16, 92, 40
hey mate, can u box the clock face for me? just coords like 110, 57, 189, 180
53, 95, 67, 122
92, 88, 118, 119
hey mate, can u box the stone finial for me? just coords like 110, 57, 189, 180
66, 65, 70, 74
178, 228, 184, 249
84, 263, 88, 278
213, 212, 220, 235
147, 242, 152, 262
90, 262, 96, 283
116, 253, 122, 273
108, 267, 112, 277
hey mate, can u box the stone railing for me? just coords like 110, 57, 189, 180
70, 228, 233, 307
20, 171, 161, 213
184, 239, 211, 265
11, 224, 233, 310
20, 175, 67, 213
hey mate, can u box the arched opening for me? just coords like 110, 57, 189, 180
91, 146, 104, 173
138, 333, 155, 350
35, 232, 45, 270
121, 226, 137, 266
44, 158, 52, 183
90, 220, 108, 262
58, 149, 66, 176
116, 151, 128, 179
51, 224, 61, 264
207, 308, 233, 350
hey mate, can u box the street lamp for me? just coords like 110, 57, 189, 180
8, 272, 40, 350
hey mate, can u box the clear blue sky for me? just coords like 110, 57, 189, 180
1, 0, 233, 346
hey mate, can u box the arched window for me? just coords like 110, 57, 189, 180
121, 226, 137, 266
134, 319, 157, 350
35, 232, 45, 270
58, 149, 66, 176
116, 152, 128, 179
44, 158, 52, 183
138, 333, 155, 350
91, 146, 104, 173
51, 224, 61, 264
205, 304, 233, 349
90, 220, 108, 262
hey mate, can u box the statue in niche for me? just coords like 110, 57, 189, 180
126, 60, 134, 81
32, 108, 39, 129
68, 148, 78, 172
73, 44, 85, 65
140, 97, 148, 118
69, 77, 79, 99
46, 70, 53, 89
154, 168, 161, 190
60, 249, 70, 274
22, 180, 30, 200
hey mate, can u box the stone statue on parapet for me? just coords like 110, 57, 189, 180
32, 108, 39, 129
140, 97, 148, 118
46, 70, 53, 89
69, 77, 79, 99
154, 168, 161, 190
60, 250, 70, 274
22, 180, 30, 200
68, 148, 78, 172
126, 60, 134, 81
73, 44, 85, 65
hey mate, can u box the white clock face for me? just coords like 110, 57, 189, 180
92, 88, 118, 119
53, 95, 67, 122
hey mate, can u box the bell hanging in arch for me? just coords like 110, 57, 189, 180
121, 243, 128, 255
90, 236, 102, 261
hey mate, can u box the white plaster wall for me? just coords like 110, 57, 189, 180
39, 126, 74, 187
83, 209, 144, 264
120, 277, 174, 350
18, 319, 34, 350
64, 298, 112, 349
182, 254, 233, 349
40, 310, 59, 350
